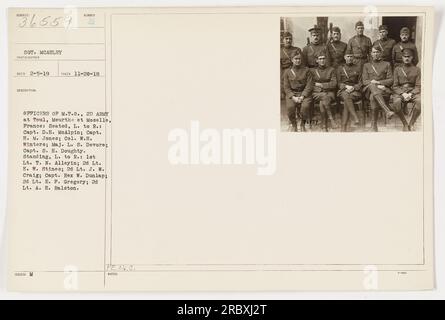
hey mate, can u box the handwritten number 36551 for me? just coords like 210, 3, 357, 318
18, 14, 73, 28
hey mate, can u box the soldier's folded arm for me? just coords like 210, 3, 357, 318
321, 70, 337, 90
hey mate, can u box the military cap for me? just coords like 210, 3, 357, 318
332, 26, 341, 33
344, 48, 354, 55
400, 27, 410, 34
308, 25, 322, 33
355, 21, 364, 28
314, 50, 328, 59
283, 31, 293, 38
402, 48, 415, 57
378, 25, 389, 31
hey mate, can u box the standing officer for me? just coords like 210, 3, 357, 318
392, 48, 421, 131
337, 49, 362, 131
311, 52, 337, 131
362, 46, 395, 132
281, 31, 302, 99
303, 25, 331, 68
373, 25, 396, 65
392, 27, 419, 68
347, 21, 372, 70
327, 26, 347, 68
283, 52, 314, 132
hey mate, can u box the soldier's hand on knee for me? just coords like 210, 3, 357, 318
377, 85, 385, 90
292, 96, 300, 103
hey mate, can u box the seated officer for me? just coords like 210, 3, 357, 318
337, 49, 362, 131
283, 52, 314, 131
311, 52, 337, 131
303, 25, 331, 68
392, 48, 421, 131
393, 27, 419, 68
362, 46, 394, 132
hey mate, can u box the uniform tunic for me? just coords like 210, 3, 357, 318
280, 46, 303, 71
336, 63, 362, 101
362, 60, 393, 99
337, 63, 362, 94
347, 35, 372, 67
392, 41, 419, 67
283, 65, 314, 120
337, 63, 362, 125
392, 64, 421, 111
327, 40, 347, 68
311, 66, 337, 108
302, 43, 331, 68
373, 38, 396, 63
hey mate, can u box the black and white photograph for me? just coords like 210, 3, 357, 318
1, 3, 442, 298
280, 15, 423, 132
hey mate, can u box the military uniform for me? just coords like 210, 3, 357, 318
283, 65, 314, 131
347, 35, 372, 69
311, 65, 337, 131
393, 41, 419, 68
302, 43, 331, 68
392, 58, 421, 130
362, 59, 394, 131
337, 62, 362, 130
373, 38, 397, 64
327, 40, 347, 68
281, 45, 302, 99
281, 45, 303, 72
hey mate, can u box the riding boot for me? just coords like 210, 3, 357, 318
341, 107, 349, 132
409, 108, 421, 131
345, 99, 360, 124
300, 119, 306, 132
320, 112, 328, 132
374, 94, 394, 119
396, 111, 409, 131
370, 109, 378, 132
326, 106, 337, 129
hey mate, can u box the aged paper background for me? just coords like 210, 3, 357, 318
6, 6, 434, 291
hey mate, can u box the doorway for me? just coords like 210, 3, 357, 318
382, 16, 418, 42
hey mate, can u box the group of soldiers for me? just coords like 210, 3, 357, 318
281, 21, 421, 132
